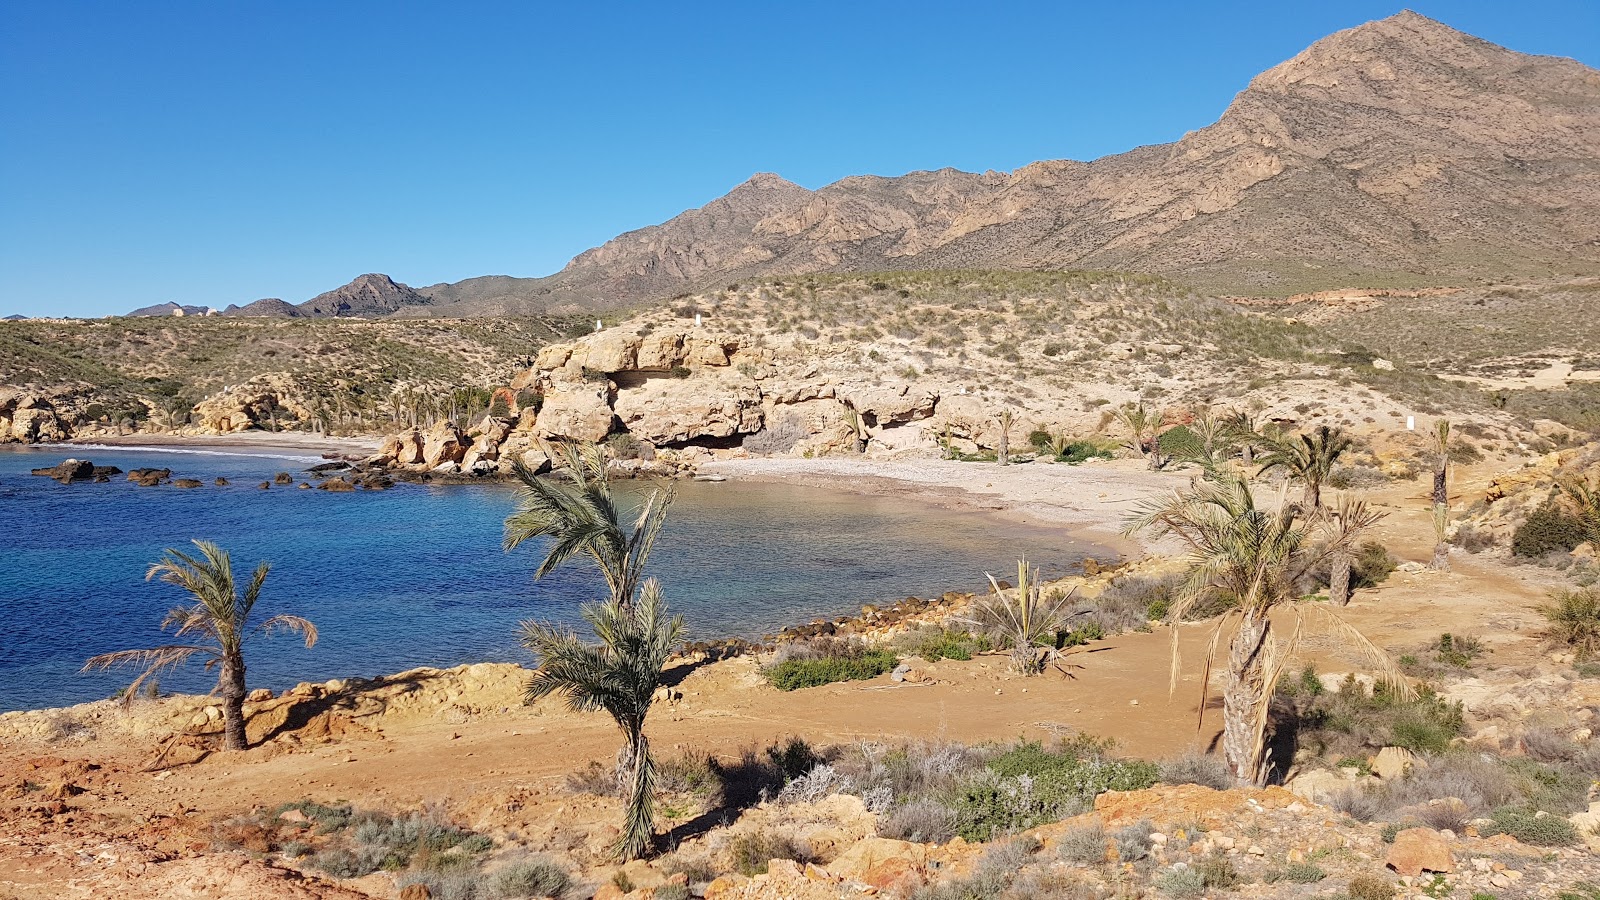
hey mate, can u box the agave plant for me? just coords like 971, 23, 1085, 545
82, 541, 317, 751
962, 559, 1077, 675
1125, 472, 1409, 786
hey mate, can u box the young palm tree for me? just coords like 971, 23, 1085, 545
504, 442, 671, 614
961, 559, 1077, 674
1562, 476, 1600, 546
520, 580, 682, 861
1125, 472, 1408, 786
1256, 424, 1351, 510
504, 441, 680, 859
1324, 494, 1386, 606
82, 541, 317, 751
1116, 403, 1164, 470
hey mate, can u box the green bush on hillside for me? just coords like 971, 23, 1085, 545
1512, 501, 1589, 557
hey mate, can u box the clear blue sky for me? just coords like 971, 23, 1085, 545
3, 1, 1597, 317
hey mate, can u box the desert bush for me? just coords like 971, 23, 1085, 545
1433, 633, 1484, 668
1352, 541, 1399, 588
763, 647, 898, 691
1481, 805, 1580, 845
1267, 860, 1327, 883
892, 625, 989, 662
659, 853, 718, 885
1347, 871, 1394, 900
1521, 724, 1581, 763
1513, 501, 1589, 557
727, 829, 812, 876
1157, 751, 1233, 790
656, 749, 719, 796
1538, 587, 1600, 659
275, 799, 354, 833
1153, 865, 1206, 897
879, 798, 961, 843
1412, 798, 1473, 832
1193, 854, 1241, 889
1287, 679, 1464, 757
564, 761, 615, 796
1112, 818, 1155, 862
1329, 786, 1383, 822
911, 837, 1037, 900
1451, 522, 1500, 553
951, 741, 1157, 841
1055, 821, 1109, 865
1084, 573, 1181, 632
488, 857, 575, 899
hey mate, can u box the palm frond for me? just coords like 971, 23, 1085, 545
256, 615, 319, 647
81, 645, 214, 705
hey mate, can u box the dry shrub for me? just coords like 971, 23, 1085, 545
1157, 751, 1232, 790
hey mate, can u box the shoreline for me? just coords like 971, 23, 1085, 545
701, 456, 1172, 560
61, 430, 381, 456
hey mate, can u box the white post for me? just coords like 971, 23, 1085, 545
1406, 416, 1415, 431
694, 312, 702, 328
594, 319, 602, 332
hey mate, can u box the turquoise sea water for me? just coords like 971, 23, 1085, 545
0, 445, 1095, 712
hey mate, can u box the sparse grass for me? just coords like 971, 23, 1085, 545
727, 829, 812, 876
1539, 587, 1600, 659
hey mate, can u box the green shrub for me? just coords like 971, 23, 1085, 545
951, 742, 1158, 841
764, 650, 898, 690
1154, 866, 1206, 897
1513, 501, 1589, 557
1353, 541, 1399, 588
728, 829, 811, 876
1539, 587, 1600, 659
1267, 860, 1326, 883
1481, 805, 1580, 845
895, 627, 988, 662
1194, 854, 1241, 889
1434, 633, 1484, 668
1057, 440, 1114, 465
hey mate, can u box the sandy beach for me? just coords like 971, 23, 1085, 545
60, 431, 381, 457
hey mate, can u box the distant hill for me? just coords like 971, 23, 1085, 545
407, 11, 1600, 316
221, 298, 302, 318
127, 301, 213, 317
297, 273, 435, 318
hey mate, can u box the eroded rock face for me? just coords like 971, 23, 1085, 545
536, 382, 614, 442
421, 421, 469, 468
0, 392, 69, 443
613, 373, 763, 444
190, 376, 312, 434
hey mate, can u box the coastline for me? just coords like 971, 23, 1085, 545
59, 430, 381, 457
701, 456, 1174, 560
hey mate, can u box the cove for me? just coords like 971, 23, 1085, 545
0, 445, 1101, 712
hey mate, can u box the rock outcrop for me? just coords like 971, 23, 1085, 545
0, 390, 69, 443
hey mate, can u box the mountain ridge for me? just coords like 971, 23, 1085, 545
119, 11, 1600, 319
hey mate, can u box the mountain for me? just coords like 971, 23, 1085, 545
296, 273, 434, 317
221, 298, 303, 317
413, 11, 1600, 315
127, 301, 213, 317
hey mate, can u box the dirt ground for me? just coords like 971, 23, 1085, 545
0, 454, 1583, 898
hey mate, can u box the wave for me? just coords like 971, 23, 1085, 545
51, 443, 325, 463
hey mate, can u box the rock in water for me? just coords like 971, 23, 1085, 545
30, 459, 95, 483
127, 468, 171, 487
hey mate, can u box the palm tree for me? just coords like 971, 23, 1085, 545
503, 441, 679, 859
504, 442, 671, 615
1562, 476, 1600, 547
1431, 420, 1452, 570
82, 541, 316, 751
996, 409, 1014, 466
1325, 494, 1386, 606
1256, 424, 1351, 510
520, 580, 681, 861
1116, 403, 1165, 470
1125, 472, 1408, 786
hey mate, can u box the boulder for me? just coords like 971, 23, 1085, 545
1285, 769, 1350, 804
582, 331, 641, 372
317, 477, 355, 492
828, 838, 930, 891
421, 421, 469, 468
637, 333, 685, 369
1371, 746, 1419, 780
684, 334, 737, 367
536, 383, 614, 442
1386, 827, 1454, 877
844, 384, 938, 426
128, 467, 171, 487
273, 472, 294, 485
31, 459, 95, 483
533, 344, 572, 371
173, 478, 204, 489
613, 373, 763, 445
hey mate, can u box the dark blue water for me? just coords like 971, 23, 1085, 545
0, 445, 1094, 712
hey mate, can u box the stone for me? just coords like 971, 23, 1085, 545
636, 332, 685, 369
317, 477, 355, 492
420, 421, 469, 468
582, 331, 641, 372
128, 467, 171, 487
828, 837, 929, 890
1386, 827, 1454, 877
30, 459, 95, 483
173, 478, 203, 489
273, 472, 294, 485
703, 874, 749, 899
1286, 769, 1349, 804
246, 688, 274, 702
398, 884, 431, 900
613, 372, 763, 444
536, 383, 614, 442
843, 384, 938, 426
1569, 801, 1600, 852
1372, 746, 1418, 780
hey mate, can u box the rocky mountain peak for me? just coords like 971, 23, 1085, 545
298, 274, 432, 318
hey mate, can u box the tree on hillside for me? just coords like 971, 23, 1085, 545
1325, 494, 1386, 606
1430, 420, 1453, 570
1256, 424, 1351, 510
82, 541, 317, 751
1562, 475, 1600, 547
504, 442, 681, 860
1125, 472, 1408, 786
997, 408, 1014, 466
